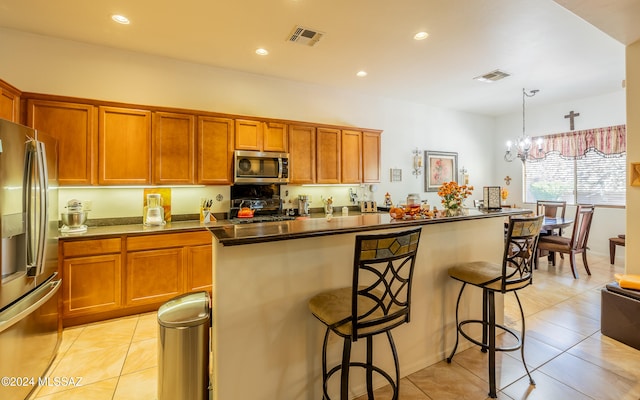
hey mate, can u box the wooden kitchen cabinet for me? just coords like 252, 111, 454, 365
263, 122, 288, 152
316, 127, 341, 184
0, 79, 20, 122
125, 231, 212, 307
235, 119, 263, 151
26, 99, 97, 185
125, 247, 184, 307
98, 106, 152, 185
341, 129, 362, 183
152, 111, 195, 184
235, 119, 288, 152
197, 116, 234, 184
288, 124, 316, 184
60, 238, 123, 320
362, 131, 382, 183
186, 244, 213, 292
59, 230, 211, 327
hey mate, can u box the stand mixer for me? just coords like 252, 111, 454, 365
60, 199, 88, 233
144, 193, 165, 226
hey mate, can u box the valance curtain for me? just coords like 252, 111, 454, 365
529, 125, 626, 160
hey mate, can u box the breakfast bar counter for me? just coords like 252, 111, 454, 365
205, 208, 529, 400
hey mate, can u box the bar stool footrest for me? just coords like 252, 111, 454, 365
458, 319, 522, 352
324, 362, 398, 400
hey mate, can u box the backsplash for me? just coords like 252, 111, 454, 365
57, 184, 375, 224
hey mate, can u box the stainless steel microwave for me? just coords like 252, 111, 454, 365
234, 150, 290, 184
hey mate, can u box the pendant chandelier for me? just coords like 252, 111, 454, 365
504, 88, 542, 162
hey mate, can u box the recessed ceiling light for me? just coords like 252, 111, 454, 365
255, 48, 269, 56
111, 15, 130, 25
414, 31, 429, 40
356, 71, 368, 77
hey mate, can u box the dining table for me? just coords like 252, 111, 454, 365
542, 216, 574, 232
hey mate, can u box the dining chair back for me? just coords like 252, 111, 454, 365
536, 200, 567, 219
537, 200, 567, 234
537, 204, 595, 278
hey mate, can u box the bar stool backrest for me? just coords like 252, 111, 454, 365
502, 215, 544, 292
351, 227, 422, 341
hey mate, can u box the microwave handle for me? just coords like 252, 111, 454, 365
278, 158, 283, 179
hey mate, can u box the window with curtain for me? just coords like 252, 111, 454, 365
524, 125, 626, 206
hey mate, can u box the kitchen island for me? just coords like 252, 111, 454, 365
206, 208, 529, 400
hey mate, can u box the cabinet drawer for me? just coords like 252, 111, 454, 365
62, 238, 122, 258
127, 230, 211, 251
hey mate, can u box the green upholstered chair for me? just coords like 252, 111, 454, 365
446, 215, 543, 398
308, 227, 422, 400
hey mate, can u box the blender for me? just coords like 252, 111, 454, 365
144, 193, 165, 226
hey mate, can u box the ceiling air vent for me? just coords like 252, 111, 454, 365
287, 25, 324, 47
473, 69, 511, 83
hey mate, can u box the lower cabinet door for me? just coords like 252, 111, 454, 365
126, 248, 184, 307
62, 254, 122, 317
186, 244, 212, 292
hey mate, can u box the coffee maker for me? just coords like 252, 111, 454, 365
144, 193, 165, 226
298, 195, 310, 217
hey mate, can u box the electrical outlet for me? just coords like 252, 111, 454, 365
83, 200, 92, 211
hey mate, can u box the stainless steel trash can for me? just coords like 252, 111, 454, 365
158, 291, 211, 400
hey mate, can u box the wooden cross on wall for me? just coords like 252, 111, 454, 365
564, 110, 580, 130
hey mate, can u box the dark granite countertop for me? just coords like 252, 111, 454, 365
55, 219, 211, 240
206, 208, 531, 246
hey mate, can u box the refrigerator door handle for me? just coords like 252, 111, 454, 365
23, 140, 36, 273
35, 141, 49, 276
0, 275, 60, 334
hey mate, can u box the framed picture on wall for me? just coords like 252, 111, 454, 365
425, 151, 458, 192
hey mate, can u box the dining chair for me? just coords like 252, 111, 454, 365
536, 200, 567, 234
536, 204, 595, 279
308, 227, 422, 400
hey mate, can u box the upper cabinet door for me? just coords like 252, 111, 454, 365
263, 122, 288, 152
98, 106, 152, 185
0, 80, 20, 123
316, 127, 341, 184
197, 116, 234, 185
234, 119, 263, 151
341, 130, 362, 184
27, 99, 97, 185
152, 112, 195, 184
288, 125, 316, 184
362, 131, 381, 183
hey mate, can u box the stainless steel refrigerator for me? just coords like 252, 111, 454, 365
0, 118, 60, 400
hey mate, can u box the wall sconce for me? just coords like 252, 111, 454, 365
412, 148, 422, 177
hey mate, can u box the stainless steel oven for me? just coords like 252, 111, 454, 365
234, 151, 289, 184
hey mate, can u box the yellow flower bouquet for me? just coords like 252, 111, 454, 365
437, 181, 473, 215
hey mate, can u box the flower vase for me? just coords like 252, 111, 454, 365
445, 207, 460, 217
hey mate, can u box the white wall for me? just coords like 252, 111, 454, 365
626, 40, 640, 275
494, 90, 627, 257
0, 27, 496, 216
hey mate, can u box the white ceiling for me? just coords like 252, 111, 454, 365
0, 0, 636, 116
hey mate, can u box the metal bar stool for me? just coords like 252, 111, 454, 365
308, 227, 422, 400
446, 215, 543, 398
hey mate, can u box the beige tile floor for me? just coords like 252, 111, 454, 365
30, 252, 639, 399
